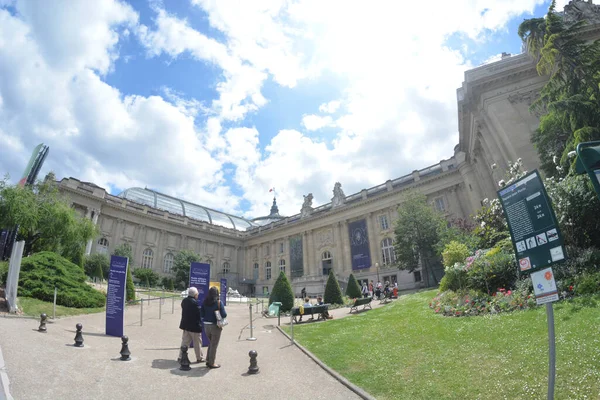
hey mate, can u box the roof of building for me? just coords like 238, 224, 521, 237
251, 197, 285, 226
118, 187, 260, 231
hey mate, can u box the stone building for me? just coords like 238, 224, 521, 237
58, 0, 600, 297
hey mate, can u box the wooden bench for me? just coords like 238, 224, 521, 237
379, 291, 394, 304
349, 297, 372, 313
291, 304, 330, 323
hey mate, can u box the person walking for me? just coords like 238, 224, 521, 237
200, 286, 227, 369
178, 287, 204, 364
361, 281, 369, 298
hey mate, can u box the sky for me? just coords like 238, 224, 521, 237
0, 0, 570, 220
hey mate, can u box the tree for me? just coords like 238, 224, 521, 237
324, 270, 344, 305
84, 253, 109, 280
0, 179, 98, 264
393, 192, 447, 287
268, 271, 294, 312
133, 268, 160, 287
345, 273, 362, 298
172, 250, 202, 290
113, 243, 135, 301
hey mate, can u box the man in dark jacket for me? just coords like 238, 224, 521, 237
178, 287, 204, 363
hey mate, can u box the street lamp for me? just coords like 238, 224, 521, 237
375, 262, 380, 282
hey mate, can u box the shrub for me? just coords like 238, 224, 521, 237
161, 276, 175, 290
126, 267, 135, 301
439, 263, 467, 292
467, 249, 517, 294
133, 268, 160, 287
345, 273, 362, 298
442, 241, 470, 268
18, 251, 105, 308
0, 261, 8, 286
575, 272, 600, 295
430, 288, 534, 317
324, 270, 344, 305
269, 271, 294, 312
84, 253, 109, 280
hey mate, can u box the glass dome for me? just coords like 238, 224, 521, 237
118, 187, 259, 231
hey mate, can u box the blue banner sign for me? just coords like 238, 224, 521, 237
220, 278, 227, 306
348, 219, 371, 270
106, 255, 128, 337
190, 262, 210, 347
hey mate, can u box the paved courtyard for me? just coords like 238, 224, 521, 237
0, 298, 387, 400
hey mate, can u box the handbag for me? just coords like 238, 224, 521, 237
215, 300, 228, 328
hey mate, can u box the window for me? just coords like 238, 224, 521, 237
253, 262, 259, 279
142, 248, 154, 269
222, 261, 230, 274
379, 214, 389, 230
414, 270, 422, 282
322, 251, 332, 275
163, 253, 174, 273
265, 244, 270, 256
265, 261, 272, 280
97, 238, 109, 255
381, 238, 396, 265
434, 197, 446, 212
279, 259, 286, 273
279, 242, 284, 254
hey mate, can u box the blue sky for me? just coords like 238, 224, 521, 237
0, 0, 562, 219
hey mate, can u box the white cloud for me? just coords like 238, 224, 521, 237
301, 114, 333, 131
319, 100, 341, 113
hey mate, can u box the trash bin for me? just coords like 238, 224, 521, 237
268, 302, 282, 317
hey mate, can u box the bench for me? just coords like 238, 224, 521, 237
291, 305, 330, 323
349, 297, 372, 313
379, 291, 394, 304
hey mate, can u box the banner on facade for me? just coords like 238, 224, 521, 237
289, 235, 303, 277
189, 262, 211, 347
106, 255, 128, 337
220, 278, 227, 306
349, 219, 371, 270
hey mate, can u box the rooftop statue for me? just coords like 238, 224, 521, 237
300, 193, 314, 218
331, 182, 346, 208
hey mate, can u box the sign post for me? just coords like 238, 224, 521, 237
189, 262, 210, 347
497, 170, 567, 400
220, 278, 227, 306
106, 255, 128, 337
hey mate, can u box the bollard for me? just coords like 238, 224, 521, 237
159, 295, 162, 320
53, 287, 57, 319
247, 303, 256, 341
140, 299, 143, 327
290, 314, 294, 344
38, 313, 47, 333
179, 345, 191, 371
248, 350, 259, 374
74, 323, 84, 347
120, 336, 131, 361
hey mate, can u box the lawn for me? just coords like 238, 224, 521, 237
18, 297, 105, 318
283, 290, 600, 400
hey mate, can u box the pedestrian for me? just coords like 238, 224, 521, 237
361, 281, 369, 298
301, 287, 306, 299
178, 287, 204, 364
369, 280, 374, 298
200, 286, 227, 369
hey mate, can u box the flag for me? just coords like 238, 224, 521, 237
269, 187, 275, 193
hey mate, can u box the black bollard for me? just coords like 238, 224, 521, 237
248, 350, 259, 374
74, 323, 84, 347
120, 336, 131, 361
38, 313, 47, 333
179, 345, 191, 371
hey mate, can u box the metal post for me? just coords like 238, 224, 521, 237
290, 313, 294, 344
546, 303, 556, 400
140, 299, 143, 327
53, 287, 57, 320
172, 296, 175, 314
159, 294, 162, 320
247, 303, 256, 341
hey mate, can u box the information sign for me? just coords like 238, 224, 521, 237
531, 267, 559, 305
189, 262, 210, 347
497, 170, 567, 274
106, 255, 128, 337
220, 278, 227, 306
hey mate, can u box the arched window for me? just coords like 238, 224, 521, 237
265, 261, 272, 280
381, 238, 396, 265
222, 262, 230, 274
322, 251, 332, 275
97, 238, 109, 255
279, 259, 286, 274
163, 253, 174, 273
253, 262, 259, 279
142, 248, 154, 269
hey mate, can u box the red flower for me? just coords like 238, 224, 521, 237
569, 285, 574, 291
465, 299, 470, 303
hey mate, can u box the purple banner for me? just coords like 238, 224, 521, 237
220, 278, 227, 306
348, 219, 371, 270
106, 255, 128, 337
189, 262, 210, 347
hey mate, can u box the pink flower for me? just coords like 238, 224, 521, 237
507, 290, 512, 295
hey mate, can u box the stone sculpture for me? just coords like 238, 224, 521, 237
331, 182, 346, 208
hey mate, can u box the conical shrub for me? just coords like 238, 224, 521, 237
269, 271, 294, 312
346, 273, 362, 298
324, 269, 344, 305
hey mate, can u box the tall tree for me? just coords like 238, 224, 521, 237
393, 193, 447, 287
171, 250, 202, 290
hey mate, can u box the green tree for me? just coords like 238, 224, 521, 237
345, 273, 362, 298
393, 192, 447, 287
324, 269, 344, 305
133, 268, 160, 287
84, 253, 109, 280
0, 179, 98, 264
113, 243, 135, 301
268, 271, 294, 312
172, 250, 202, 290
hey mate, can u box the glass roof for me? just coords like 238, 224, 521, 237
118, 187, 259, 231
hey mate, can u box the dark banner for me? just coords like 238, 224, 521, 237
349, 219, 371, 270
190, 262, 210, 347
220, 278, 227, 306
105, 255, 128, 337
0, 230, 8, 261
289, 235, 303, 278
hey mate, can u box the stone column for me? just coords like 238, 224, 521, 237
306, 230, 316, 277
302, 232, 309, 278
134, 225, 146, 268
340, 220, 352, 273
156, 230, 165, 274
449, 185, 467, 219
333, 223, 344, 274
366, 213, 379, 267
85, 208, 100, 255
459, 162, 484, 213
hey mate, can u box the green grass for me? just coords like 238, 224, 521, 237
283, 290, 600, 400
18, 297, 105, 318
